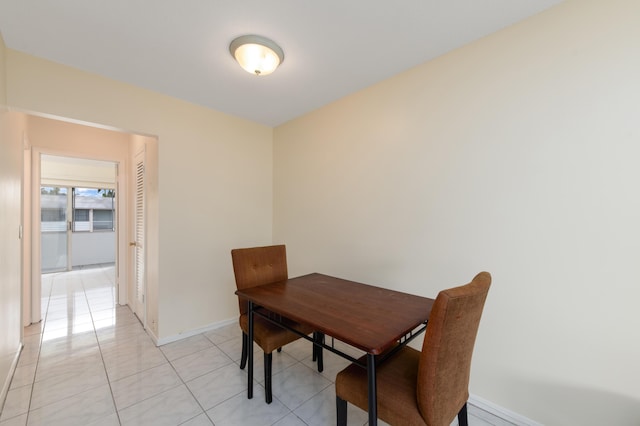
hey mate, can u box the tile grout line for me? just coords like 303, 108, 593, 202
22, 272, 57, 425
161, 339, 205, 424
166, 333, 233, 425
80, 267, 123, 426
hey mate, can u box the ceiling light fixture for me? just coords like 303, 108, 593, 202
229, 35, 284, 76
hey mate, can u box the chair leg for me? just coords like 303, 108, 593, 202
457, 402, 468, 426
240, 332, 248, 370
264, 352, 273, 404
336, 396, 347, 426
315, 332, 324, 372
312, 332, 317, 362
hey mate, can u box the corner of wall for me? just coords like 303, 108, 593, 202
0, 31, 8, 109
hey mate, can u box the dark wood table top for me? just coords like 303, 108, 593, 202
235, 273, 434, 355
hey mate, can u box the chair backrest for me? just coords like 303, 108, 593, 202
231, 244, 288, 316
416, 272, 491, 426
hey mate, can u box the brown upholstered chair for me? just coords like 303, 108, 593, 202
231, 244, 323, 404
335, 272, 491, 426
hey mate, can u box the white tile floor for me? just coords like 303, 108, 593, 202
0, 266, 510, 426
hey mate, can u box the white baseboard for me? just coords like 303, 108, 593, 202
0, 343, 23, 413
469, 394, 543, 426
146, 327, 160, 346
154, 318, 236, 346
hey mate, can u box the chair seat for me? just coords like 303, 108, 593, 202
336, 346, 427, 426
239, 311, 315, 354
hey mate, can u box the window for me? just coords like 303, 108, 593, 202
93, 210, 114, 231
42, 208, 66, 222
40, 187, 68, 232
74, 209, 89, 221
73, 208, 91, 232
72, 188, 116, 232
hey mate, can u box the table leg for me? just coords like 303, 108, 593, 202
367, 353, 377, 425
247, 300, 254, 399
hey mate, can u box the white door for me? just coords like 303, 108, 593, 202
131, 150, 146, 321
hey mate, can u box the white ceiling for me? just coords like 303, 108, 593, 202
0, 1, 563, 127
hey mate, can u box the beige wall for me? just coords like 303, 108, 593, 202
4, 49, 274, 340
274, 0, 640, 424
0, 35, 25, 404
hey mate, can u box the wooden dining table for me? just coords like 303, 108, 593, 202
235, 273, 434, 426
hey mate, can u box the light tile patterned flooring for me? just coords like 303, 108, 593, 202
0, 265, 509, 426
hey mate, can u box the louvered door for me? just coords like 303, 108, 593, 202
132, 151, 146, 320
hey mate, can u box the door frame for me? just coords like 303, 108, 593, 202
27, 147, 129, 324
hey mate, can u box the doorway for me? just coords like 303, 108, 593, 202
40, 185, 117, 273
29, 151, 125, 325
22, 115, 158, 340
40, 156, 118, 273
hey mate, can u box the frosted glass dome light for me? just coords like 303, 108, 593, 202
229, 35, 284, 76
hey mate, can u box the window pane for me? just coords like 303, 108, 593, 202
40, 186, 68, 272
74, 209, 89, 221
73, 188, 115, 232
40, 187, 67, 232
93, 210, 113, 230
42, 208, 65, 222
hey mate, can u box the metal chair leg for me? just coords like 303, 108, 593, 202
336, 396, 347, 426
312, 332, 317, 361
264, 352, 273, 404
240, 332, 248, 370
316, 332, 324, 372
457, 402, 468, 426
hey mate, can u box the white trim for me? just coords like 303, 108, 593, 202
30, 149, 42, 324
469, 394, 543, 426
154, 318, 237, 346
0, 344, 23, 412
146, 327, 160, 346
